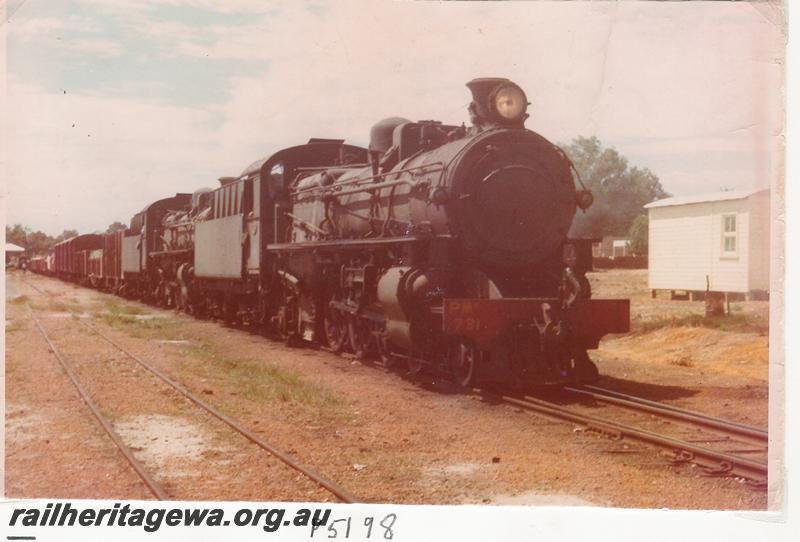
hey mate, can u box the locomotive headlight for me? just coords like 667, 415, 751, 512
492, 83, 528, 121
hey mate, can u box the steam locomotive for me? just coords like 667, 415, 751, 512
48, 77, 629, 388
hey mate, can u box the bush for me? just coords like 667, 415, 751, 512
627, 214, 649, 257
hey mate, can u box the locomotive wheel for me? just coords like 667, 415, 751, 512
167, 285, 179, 310
151, 284, 163, 307
450, 340, 478, 388
323, 295, 349, 353
407, 358, 423, 376
573, 350, 599, 382
406, 350, 424, 376
223, 299, 239, 326
192, 301, 208, 320
377, 335, 400, 369
348, 315, 376, 362
275, 290, 300, 346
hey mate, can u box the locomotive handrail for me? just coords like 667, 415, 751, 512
323, 176, 431, 198
292, 162, 445, 196
294, 164, 369, 172
266, 234, 453, 251
149, 248, 193, 256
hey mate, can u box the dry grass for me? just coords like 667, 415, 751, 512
88, 296, 182, 339
95, 297, 148, 315
589, 269, 769, 336
670, 355, 695, 368
5, 319, 27, 333
45, 298, 85, 313
184, 341, 348, 421
633, 313, 768, 336
95, 312, 182, 340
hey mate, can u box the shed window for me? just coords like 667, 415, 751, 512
721, 214, 737, 255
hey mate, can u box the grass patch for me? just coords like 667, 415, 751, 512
185, 342, 348, 421
227, 360, 344, 406
670, 355, 695, 368
90, 296, 181, 339
95, 312, 183, 340
5, 320, 27, 333
634, 312, 768, 335
96, 297, 148, 315
184, 341, 214, 360
383, 454, 420, 482
44, 298, 84, 313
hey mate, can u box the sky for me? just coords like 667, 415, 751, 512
2, 0, 785, 236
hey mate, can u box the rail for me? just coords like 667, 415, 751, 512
565, 385, 767, 442
27, 306, 170, 500
19, 278, 359, 503
480, 389, 767, 483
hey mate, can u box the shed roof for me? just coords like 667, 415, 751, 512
644, 188, 767, 209
6, 243, 25, 252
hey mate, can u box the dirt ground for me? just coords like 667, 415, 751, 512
590, 269, 769, 427
4, 269, 770, 509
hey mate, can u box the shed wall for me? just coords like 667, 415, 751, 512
708, 199, 750, 292
648, 199, 750, 292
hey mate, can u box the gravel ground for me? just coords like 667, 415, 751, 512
5, 271, 770, 509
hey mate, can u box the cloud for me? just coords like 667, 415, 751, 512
81, 0, 279, 16
8, 13, 107, 40
4, 76, 224, 235
66, 37, 125, 58
4, 0, 784, 235
209, 0, 783, 179
8, 13, 126, 61
7, 16, 70, 39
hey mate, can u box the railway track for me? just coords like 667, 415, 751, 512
565, 384, 768, 442
367, 347, 769, 486
486, 386, 768, 485
19, 277, 358, 503
18, 274, 768, 490
27, 306, 169, 499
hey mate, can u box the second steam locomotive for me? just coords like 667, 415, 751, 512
45, 77, 629, 388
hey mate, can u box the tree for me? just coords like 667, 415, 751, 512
562, 136, 669, 239
55, 229, 79, 243
5, 224, 28, 248
5, 224, 61, 255
106, 221, 127, 233
26, 231, 54, 255
627, 214, 649, 256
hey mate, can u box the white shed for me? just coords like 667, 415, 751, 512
5, 243, 26, 265
645, 189, 770, 299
